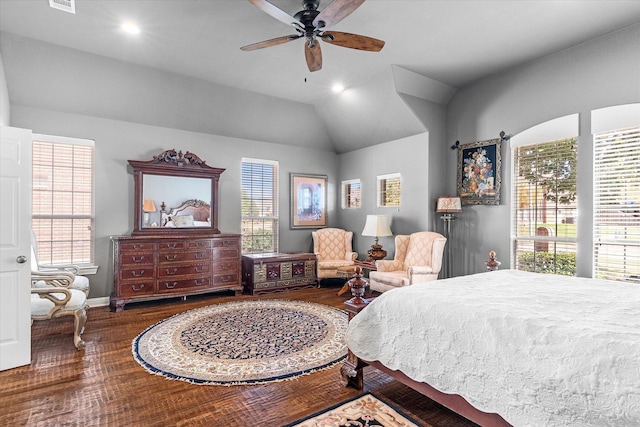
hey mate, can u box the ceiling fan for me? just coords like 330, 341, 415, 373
241, 0, 385, 72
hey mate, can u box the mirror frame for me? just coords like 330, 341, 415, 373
129, 149, 224, 235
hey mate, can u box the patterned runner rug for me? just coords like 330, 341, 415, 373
132, 299, 348, 385
284, 393, 422, 427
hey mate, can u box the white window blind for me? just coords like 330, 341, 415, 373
342, 179, 361, 209
593, 126, 640, 283
32, 136, 95, 266
241, 159, 279, 254
511, 137, 578, 275
377, 173, 401, 207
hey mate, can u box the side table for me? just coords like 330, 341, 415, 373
340, 297, 375, 389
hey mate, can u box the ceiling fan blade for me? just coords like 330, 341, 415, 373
321, 31, 384, 52
313, 0, 366, 29
305, 41, 322, 72
241, 34, 303, 51
248, 0, 304, 29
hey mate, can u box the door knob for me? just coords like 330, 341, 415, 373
16, 255, 27, 264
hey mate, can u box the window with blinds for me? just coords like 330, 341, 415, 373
593, 126, 640, 283
241, 159, 279, 254
377, 173, 401, 207
32, 136, 95, 266
342, 179, 361, 209
511, 137, 578, 275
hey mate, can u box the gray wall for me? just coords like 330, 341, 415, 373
446, 23, 640, 277
11, 105, 338, 299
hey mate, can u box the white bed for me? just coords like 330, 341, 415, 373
345, 269, 640, 426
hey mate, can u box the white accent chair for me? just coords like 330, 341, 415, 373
369, 231, 447, 293
312, 228, 358, 281
31, 272, 88, 350
31, 230, 90, 296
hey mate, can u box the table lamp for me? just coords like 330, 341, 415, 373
143, 199, 156, 226
362, 215, 392, 261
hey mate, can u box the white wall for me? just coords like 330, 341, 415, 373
0, 51, 9, 126
446, 23, 640, 277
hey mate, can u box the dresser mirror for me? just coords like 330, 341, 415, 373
129, 149, 224, 235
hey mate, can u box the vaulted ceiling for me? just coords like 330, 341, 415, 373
2, 0, 640, 153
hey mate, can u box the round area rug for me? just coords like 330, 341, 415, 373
132, 299, 348, 385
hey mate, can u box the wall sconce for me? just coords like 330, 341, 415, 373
436, 196, 462, 278
362, 215, 393, 262
143, 199, 156, 226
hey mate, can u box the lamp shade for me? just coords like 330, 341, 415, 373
362, 215, 392, 237
436, 197, 462, 213
143, 199, 156, 213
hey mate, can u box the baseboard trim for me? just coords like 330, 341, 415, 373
88, 296, 110, 308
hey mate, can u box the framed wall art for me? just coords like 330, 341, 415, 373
290, 173, 327, 229
457, 138, 501, 205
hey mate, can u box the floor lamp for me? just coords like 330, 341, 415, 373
436, 196, 462, 278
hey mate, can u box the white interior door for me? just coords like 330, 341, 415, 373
0, 125, 32, 371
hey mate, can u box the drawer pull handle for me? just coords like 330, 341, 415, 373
165, 254, 178, 261
133, 244, 145, 250
131, 270, 145, 277
223, 240, 230, 246
166, 243, 177, 249
194, 242, 204, 247
194, 279, 206, 285
165, 268, 177, 275
195, 252, 204, 259
195, 266, 204, 273
131, 256, 145, 263
131, 284, 145, 291
164, 282, 177, 289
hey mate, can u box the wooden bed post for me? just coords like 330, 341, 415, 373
340, 298, 373, 389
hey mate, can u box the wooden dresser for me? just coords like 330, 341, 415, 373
111, 233, 242, 312
242, 252, 317, 295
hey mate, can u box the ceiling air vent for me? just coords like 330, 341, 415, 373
49, 0, 75, 14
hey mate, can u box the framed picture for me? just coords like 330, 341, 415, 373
290, 173, 327, 229
457, 138, 501, 205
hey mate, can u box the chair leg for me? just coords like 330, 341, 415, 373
72, 307, 87, 350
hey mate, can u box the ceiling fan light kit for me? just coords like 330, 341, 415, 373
242, 0, 384, 72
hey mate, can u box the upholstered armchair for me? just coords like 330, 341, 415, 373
312, 228, 358, 280
31, 272, 88, 350
369, 231, 447, 293
31, 230, 90, 296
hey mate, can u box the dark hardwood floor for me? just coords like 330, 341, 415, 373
0, 285, 477, 426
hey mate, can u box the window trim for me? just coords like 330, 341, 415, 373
32, 133, 97, 275
241, 158, 279, 254
376, 173, 402, 208
341, 178, 361, 209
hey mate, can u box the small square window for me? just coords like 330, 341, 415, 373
342, 179, 361, 209
377, 173, 401, 207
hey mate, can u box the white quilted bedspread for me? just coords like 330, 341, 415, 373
346, 270, 640, 426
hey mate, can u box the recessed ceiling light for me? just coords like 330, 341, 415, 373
121, 22, 141, 35
332, 84, 345, 93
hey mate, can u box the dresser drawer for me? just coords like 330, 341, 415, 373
158, 250, 211, 264
213, 273, 239, 286
157, 277, 211, 293
213, 259, 239, 274
212, 238, 239, 248
120, 267, 154, 281
118, 241, 155, 252
157, 264, 211, 278
157, 241, 186, 251
188, 239, 211, 249
119, 252, 155, 266
118, 281, 155, 297
212, 247, 239, 259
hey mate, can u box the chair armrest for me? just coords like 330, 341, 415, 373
31, 287, 72, 318
407, 266, 436, 285
407, 266, 434, 275
376, 259, 402, 272
32, 271, 75, 288
345, 252, 358, 261
38, 263, 81, 275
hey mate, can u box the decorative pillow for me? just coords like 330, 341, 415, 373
173, 215, 194, 228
